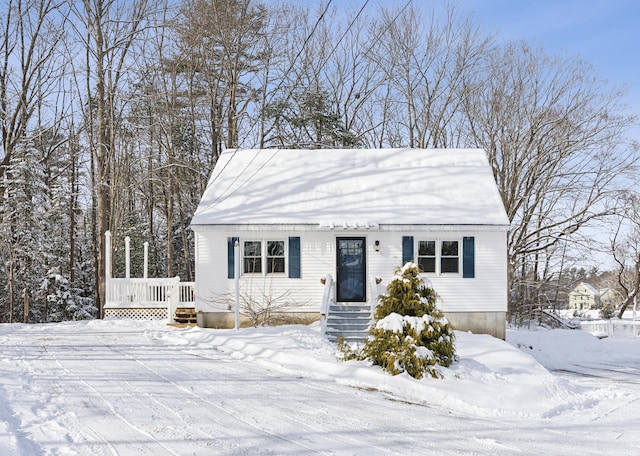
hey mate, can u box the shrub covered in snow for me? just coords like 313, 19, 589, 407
599, 301, 616, 320
374, 263, 438, 319
340, 263, 456, 379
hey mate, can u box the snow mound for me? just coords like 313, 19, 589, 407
147, 324, 594, 418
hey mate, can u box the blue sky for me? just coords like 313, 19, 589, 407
456, 0, 640, 145
454, 0, 639, 109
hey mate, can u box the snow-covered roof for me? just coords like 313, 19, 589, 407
573, 282, 599, 296
191, 148, 510, 227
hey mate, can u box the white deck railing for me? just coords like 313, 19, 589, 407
320, 274, 335, 334
178, 282, 196, 305
369, 275, 382, 320
581, 320, 640, 338
105, 277, 195, 322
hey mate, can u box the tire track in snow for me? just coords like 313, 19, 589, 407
96, 336, 338, 455
41, 343, 184, 456
166, 345, 411, 454
40, 338, 253, 454
149, 345, 482, 455
0, 380, 43, 456
15, 326, 327, 455
153, 340, 528, 455
175, 348, 400, 453
86, 332, 407, 455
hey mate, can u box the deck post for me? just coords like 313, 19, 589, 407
167, 276, 180, 323
105, 230, 112, 310
143, 242, 149, 279
105, 231, 112, 280
125, 236, 131, 279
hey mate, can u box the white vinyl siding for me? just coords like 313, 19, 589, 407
193, 228, 507, 314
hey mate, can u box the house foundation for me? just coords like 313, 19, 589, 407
444, 311, 506, 340
196, 311, 320, 329
196, 310, 506, 340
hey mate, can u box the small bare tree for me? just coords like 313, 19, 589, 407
209, 283, 305, 327
237, 287, 298, 327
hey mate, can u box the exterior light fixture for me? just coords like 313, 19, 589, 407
374, 240, 381, 252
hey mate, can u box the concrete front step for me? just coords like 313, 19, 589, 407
326, 329, 371, 337
325, 303, 372, 343
328, 313, 370, 320
329, 305, 370, 312
326, 322, 371, 330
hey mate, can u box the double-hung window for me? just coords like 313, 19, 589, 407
229, 237, 301, 279
243, 240, 286, 275
417, 239, 459, 274
266, 240, 285, 273
440, 240, 459, 273
243, 241, 262, 274
417, 241, 436, 273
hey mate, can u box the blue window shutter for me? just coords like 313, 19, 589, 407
227, 237, 239, 279
288, 236, 301, 278
402, 236, 414, 264
463, 236, 475, 278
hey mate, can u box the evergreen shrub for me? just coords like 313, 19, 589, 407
340, 262, 456, 379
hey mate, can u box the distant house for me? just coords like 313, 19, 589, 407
599, 288, 619, 309
568, 282, 619, 311
568, 283, 599, 310
190, 148, 510, 339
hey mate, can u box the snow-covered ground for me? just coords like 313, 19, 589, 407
0, 320, 638, 455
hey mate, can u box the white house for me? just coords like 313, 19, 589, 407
567, 282, 620, 312
190, 148, 510, 339
568, 282, 599, 310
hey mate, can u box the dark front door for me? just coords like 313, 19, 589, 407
336, 237, 366, 302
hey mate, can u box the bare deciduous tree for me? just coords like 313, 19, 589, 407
463, 41, 639, 319
609, 194, 640, 318
0, 0, 66, 191
371, 2, 492, 148
175, 0, 267, 158
73, 0, 155, 317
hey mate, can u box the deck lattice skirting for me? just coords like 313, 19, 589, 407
104, 307, 169, 320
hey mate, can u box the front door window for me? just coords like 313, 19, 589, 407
336, 238, 366, 302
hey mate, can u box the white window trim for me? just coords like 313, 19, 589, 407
417, 238, 461, 277
242, 239, 287, 276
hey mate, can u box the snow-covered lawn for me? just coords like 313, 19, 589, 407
0, 320, 638, 455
